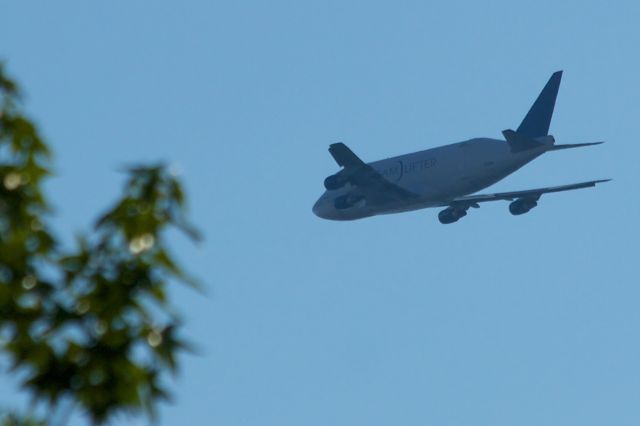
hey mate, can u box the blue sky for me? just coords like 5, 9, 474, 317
1, 1, 639, 425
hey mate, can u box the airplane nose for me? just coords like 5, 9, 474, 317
312, 199, 324, 218
313, 196, 346, 220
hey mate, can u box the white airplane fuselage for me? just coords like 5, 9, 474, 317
313, 137, 549, 220
313, 72, 607, 223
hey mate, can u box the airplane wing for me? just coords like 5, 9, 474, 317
328, 143, 420, 203
449, 179, 611, 207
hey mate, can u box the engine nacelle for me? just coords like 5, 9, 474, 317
509, 198, 538, 215
324, 173, 348, 190
438, 207, 467, 224
334, 194, 364, 210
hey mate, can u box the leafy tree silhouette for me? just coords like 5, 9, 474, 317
0, 63, 200, 425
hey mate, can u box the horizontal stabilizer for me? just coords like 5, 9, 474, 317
546, 141, 604, 151
502, 129, 544, 153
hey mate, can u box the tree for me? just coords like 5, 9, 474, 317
0, 63, 200, 425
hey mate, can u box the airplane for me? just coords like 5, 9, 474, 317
312, 71, 609, 224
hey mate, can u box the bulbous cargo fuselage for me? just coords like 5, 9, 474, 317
312, 137, 546, 221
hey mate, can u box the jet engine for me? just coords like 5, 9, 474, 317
334, 194, 364, 210
438, 207, 467, 224
509, 198, 538, 215
324, 173, 348, 190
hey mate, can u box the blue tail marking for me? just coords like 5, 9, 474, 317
517, 71, 563, 138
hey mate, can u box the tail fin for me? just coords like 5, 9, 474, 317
517, 71, 563, 138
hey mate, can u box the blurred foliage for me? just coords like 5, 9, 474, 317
0, 63, 200, 425
0, 412, 47, 426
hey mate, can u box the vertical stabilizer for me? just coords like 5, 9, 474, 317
517, 71, 562, 138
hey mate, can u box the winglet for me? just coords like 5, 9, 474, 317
328, 143, 365, 168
